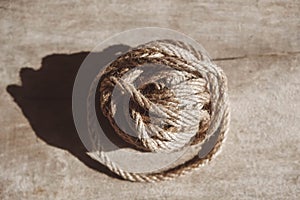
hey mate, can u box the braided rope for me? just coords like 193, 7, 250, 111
86, 40, 230, 182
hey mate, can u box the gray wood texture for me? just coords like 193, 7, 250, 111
0, 0, 299, 199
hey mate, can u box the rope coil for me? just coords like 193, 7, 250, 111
87, 40, 230, 182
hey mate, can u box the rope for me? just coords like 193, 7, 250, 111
86, 40, 230, 182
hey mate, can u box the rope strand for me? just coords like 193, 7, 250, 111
87, 40, 230, 182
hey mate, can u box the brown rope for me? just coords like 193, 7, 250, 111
87, 40, 230, 182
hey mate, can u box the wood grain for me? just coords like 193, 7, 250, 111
0, 0, 299, 199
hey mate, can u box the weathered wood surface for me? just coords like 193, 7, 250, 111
0, 0, 299, 199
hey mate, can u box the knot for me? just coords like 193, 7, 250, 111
90, 40, 230, 182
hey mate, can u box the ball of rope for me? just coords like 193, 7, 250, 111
88, 40, 230, 182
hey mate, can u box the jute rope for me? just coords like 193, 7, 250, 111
86, 40, 230, 182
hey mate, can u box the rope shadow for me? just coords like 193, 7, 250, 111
6, 45, 131, 180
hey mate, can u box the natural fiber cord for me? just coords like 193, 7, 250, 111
87, 40, 230, 182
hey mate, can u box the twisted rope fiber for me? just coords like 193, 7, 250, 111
87, 40, 230, 182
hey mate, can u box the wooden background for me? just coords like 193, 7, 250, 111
0, 0, 299, 199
